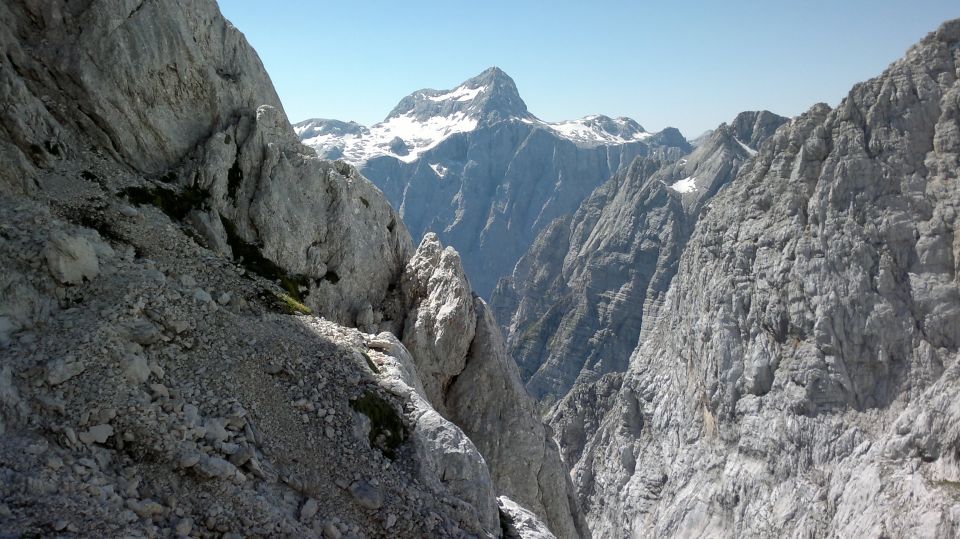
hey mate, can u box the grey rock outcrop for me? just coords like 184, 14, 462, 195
0, 0, 411, 328
401, 234, 589, 538
401, 234, 478, 410
561, 19, 960, 537
366, 331, 501, 534
398, 231, 587, 533
43, 230, 104, 285
492, 111, 786, 403
499, 496, 557, 539
297, 69, 692, 297
0, 0, 282, 194
184, 103, 412, 326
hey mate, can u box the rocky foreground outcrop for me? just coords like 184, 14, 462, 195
0, 1, 582, 537
492, 111, 787, 404
402, 234, 588, 538
551, 19, 960, 537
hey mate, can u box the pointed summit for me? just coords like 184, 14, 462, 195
385, 67, 530, 125
728, 110, 788, 150
462, 67, 529, 123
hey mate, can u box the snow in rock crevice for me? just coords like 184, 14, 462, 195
734, 137, 758, 156
429, 163, 448, 178
669, 176, 698, 193
426, 85, 483, 102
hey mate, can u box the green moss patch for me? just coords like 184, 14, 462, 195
350, 392, 405, 460
276, 292, 312, 315
219, 216, 313, 303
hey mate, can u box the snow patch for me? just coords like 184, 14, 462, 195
429, 163, 448, 178
300, 107, 653, 165
427, 85, 483, 103
670, 176, 697, 193
735, 138, 758, 156
301, 112, 478, 164
543, 117, 652, 145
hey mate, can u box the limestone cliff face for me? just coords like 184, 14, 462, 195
0, 0, 411, 329
0, 1, 582, 537
556, 20, 960, 537
0, 0, 282, 193
492, 112, 787, 403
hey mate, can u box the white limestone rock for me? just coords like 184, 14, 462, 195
401, 233, 476, 411
567, 19, 960, 538
499, 496, 556, 539
366, 332, 500, 536
401, 234, 589, 538
492, 111, 787, 403
44, 231, 100, 285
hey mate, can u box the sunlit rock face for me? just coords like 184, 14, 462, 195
554, 20, 960, 538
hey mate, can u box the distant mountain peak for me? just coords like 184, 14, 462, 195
385, 67, 529, 125
295, 68, 667, 164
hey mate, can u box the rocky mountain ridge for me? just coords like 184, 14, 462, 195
547, 18, 960, 537
4, 1, 959, 537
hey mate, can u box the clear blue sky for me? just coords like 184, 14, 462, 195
218, 0, 958, 137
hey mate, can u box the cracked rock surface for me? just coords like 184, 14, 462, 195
402, 234, 589, 538
554, 19, 960, 538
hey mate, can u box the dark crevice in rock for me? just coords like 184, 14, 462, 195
226, 156, 243, 200
218, 215, 311, 302
322, 270, 340, 284
126, 0, 146, 20
350, 392, 406, 460
121, 183, 209, 221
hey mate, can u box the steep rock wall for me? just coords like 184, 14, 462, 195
562, 20, 960, 537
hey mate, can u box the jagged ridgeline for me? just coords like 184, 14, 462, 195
0, 1, 584, 537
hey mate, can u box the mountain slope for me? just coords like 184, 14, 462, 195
0, 1, 581, 537
554, 19, 960, 537
296, 68, 691, 297
492, 111, 787, 403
